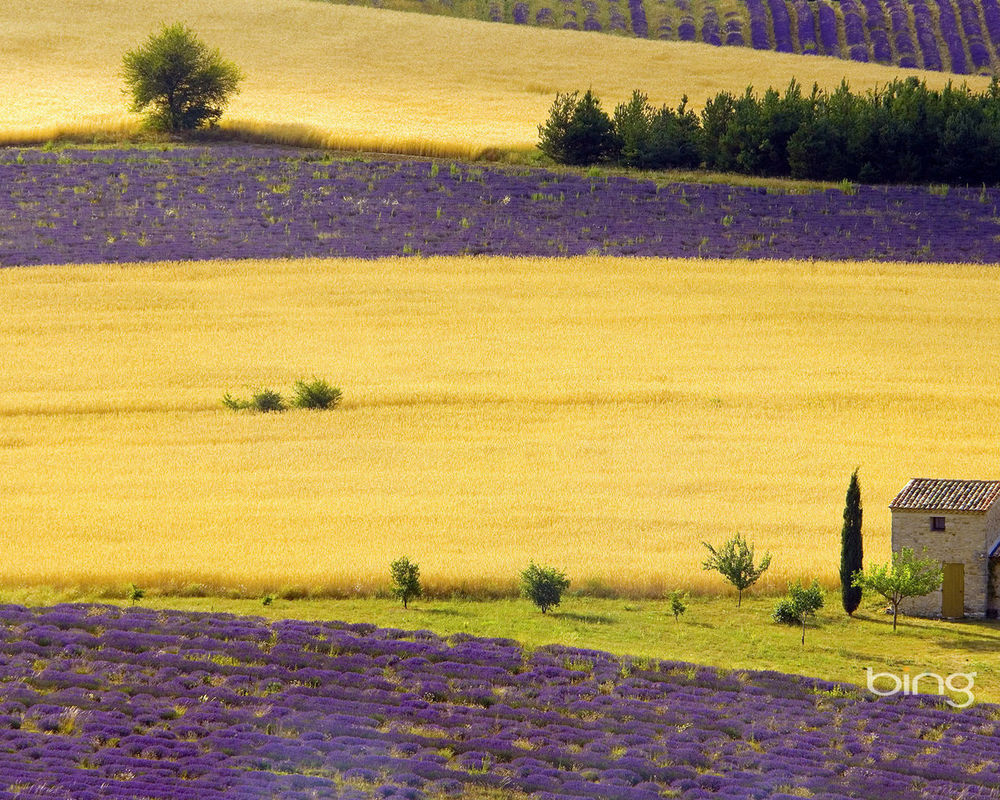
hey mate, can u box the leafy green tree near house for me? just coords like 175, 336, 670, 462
840, 468, 863, 615
702, 533, 771, 607
122, 23, 243, 132
852, 547, 943, 632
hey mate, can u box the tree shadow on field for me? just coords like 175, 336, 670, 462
422, 607, 470, 617
551, 612, 615, 625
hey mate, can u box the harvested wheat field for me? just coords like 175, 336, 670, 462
0, 0, 986, 155
1, 256, 997, 597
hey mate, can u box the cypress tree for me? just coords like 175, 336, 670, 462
840, 468, 863, 615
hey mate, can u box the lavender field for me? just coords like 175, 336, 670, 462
0, 603, 996, 800
347, 0, 1000, 74
2, 145, 998, 266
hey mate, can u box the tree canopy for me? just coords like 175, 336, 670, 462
122, 23, 243, 132
851, 547, 943, 632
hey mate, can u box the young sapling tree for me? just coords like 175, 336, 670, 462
668, 589, 688, 622
390, 556, 422, 609
702, 533, 772, 607
774, 580, 825, 645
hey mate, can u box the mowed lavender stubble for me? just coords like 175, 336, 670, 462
2, 145, 998, 266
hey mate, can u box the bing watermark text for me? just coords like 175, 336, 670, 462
866, 667, 976, 709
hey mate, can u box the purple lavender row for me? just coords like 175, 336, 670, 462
793, 0, 818, 54
745, 0, 772, 48
724, 11, 745, 45
934, 0, 968, 72
860, 0, 892, 61
656, 11, 672, 37
608, 0, 628, 30
6, 146, 1000, 264
629, 0, 649, 36
884, 0, 918, 67
982, 0, 1000, 49
513, 1, 528, 22
677, 12, 695, 38
955, 0, 993, 69
583, 0, 602, 30
768, 0, 795, 51
911, 0, 945, 69
0, 604, 1000, 800
839, 0, 870, 61
702, 5, 721, 45
816, 2, 840, 55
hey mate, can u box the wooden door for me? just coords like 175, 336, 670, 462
942, 562, 965, 618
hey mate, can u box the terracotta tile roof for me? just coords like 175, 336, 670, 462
889, 478, 1000, 512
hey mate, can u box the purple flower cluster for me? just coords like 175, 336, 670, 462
583, 0, 603, 30
4, 146, 1000, 264
512, 1, 528, 22
1, 604, 999, 800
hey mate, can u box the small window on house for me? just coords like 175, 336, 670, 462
931, 516, 946, 531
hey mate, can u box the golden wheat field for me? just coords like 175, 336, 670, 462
2, 256, 998, 597
0, 0, 988, 156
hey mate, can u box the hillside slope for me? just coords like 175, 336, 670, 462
1, 0, 987, 154
320, 0, 1000, 74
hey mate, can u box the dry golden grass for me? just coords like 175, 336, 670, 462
3, 256, 1000, 598
0, 0, 988, 156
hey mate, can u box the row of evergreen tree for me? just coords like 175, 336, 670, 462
538, 78, 1000, 184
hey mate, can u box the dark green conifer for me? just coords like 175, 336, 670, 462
840, 468, 863, 615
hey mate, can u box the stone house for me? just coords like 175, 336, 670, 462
889, 478, 1000, 618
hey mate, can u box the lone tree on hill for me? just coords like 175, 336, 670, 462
122, 23, 243, 133
840, 468, 864, 616
851, 547, 943, 632
702, 532, 772, 607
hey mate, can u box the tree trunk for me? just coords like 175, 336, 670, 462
892, 603, 898, 632
801, 618, 806, 646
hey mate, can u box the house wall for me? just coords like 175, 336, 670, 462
890, 508, 998, 617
